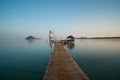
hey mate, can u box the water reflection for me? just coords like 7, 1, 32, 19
49, 40, 54, 53
61, 41, 75, 50
66, 42, 75, 50
26, 39, 35, 43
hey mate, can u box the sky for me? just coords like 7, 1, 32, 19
0, 0, 120, 38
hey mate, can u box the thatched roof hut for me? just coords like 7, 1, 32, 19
67, 35, 75, 39
66, 35, 75, 41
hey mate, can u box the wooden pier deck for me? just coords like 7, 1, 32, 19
43, 42, 89, 80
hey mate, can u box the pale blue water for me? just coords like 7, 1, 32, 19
65, 39, 120, 80
0, 39, 120, 80
0, 39, 50, 80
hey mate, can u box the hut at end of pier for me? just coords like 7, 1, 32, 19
67, 35, 75, 41
59, 35, 75, 45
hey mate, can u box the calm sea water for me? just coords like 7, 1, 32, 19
0, 38, 120, 80
65, 39, 120, 80
0, 38, 50, 80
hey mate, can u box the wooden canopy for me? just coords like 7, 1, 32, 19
67, 35, 75, 39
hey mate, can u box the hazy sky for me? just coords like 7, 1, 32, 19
0, 0, 120, 38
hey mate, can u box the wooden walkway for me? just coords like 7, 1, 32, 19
43, 42, 89, 80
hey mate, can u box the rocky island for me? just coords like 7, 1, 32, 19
25, 36, 40, 39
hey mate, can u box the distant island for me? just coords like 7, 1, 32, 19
25, 36, 40, 39
76, 37, 120, 39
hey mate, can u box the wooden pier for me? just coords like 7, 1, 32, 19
43, 42, 89, 80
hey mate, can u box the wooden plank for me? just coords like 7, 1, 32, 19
43, 42, 89, 80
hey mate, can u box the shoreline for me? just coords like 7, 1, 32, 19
76, 37, 120, 39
